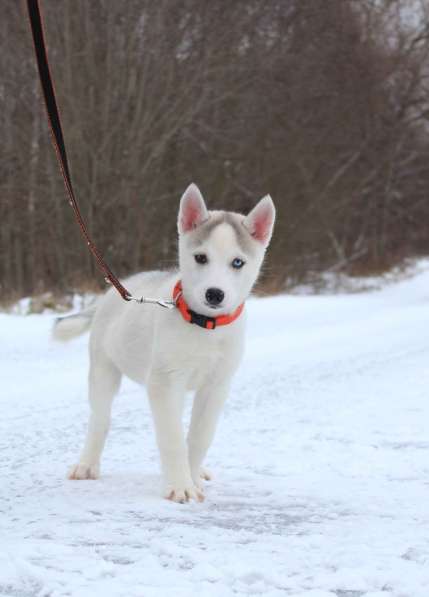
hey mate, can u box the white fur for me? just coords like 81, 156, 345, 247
52, 307, 96, 342
57, 185, 275, 503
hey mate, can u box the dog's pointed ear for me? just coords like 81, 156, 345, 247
178, 183, 209, 234
243, 195, 276, 247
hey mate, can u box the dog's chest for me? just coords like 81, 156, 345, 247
157, 322, 243, 390
185, 339, 225, 389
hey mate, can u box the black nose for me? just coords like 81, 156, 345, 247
205, 287, 225, 306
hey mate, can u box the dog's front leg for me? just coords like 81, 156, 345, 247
147, 374, 204, 503
187, 380, 231, 488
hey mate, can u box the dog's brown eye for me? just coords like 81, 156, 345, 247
232, 258, 245, 269
195, 253, 208, 265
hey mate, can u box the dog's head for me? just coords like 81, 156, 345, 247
177, 183, 276, 316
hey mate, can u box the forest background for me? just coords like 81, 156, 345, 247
2, 0, 429, 301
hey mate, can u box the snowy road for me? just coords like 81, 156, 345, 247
1, 268, 429, 596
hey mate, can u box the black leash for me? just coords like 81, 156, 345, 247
26, 0, 132, 301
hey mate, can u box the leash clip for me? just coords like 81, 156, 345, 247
127, 295, 177, 309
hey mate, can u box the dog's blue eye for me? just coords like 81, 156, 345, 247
232, 258, 245, 269
195, 254, 208, 265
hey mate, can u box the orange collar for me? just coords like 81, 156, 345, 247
173, 281, 244, 330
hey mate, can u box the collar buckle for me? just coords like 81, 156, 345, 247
188, 309, 217, 329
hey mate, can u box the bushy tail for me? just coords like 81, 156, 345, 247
52, 305, 96, 342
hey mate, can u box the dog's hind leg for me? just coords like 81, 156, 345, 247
68, 356, 121, 480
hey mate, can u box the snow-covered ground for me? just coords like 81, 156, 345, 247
2, 266, 429, 597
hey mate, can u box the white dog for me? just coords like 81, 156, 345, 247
54, 184, 275, 503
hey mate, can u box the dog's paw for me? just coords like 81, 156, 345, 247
191, 466, 212, 487
200, 467, 212, 481
165, 483, 205, 504
67, 462, 100, 480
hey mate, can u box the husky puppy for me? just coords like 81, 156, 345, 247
54, 184, 275, 503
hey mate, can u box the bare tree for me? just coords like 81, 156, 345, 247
1, 0, 429, 301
